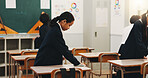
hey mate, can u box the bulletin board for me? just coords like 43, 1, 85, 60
0, 0, 51, 33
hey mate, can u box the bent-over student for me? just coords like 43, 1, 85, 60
34, 11, 84, 78
119, 15, 140, 59
117, 11, 148, 78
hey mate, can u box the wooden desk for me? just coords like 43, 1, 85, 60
79, 52, 118, 58
69, 47, 94, 52
11, 55, 36, 78
8, 47, 93, 55
78, 52, 116, 66
7, 49, 38, 78
79, 52, 101, 58
8, 47, 93, 78
8, 50, 20, 78
30, 64, 91, 78
108, 59, 148, 78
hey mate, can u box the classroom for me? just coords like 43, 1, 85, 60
0, 0, 148, 78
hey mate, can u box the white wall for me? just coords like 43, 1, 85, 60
129, 0, 148, 17
110, 0, 125, 52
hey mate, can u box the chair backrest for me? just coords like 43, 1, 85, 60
21, 50, 38, 55
72, 48, 89, 56
98, 53, 119, 62
98, 52, 119, 76
51, 68, 83, 78
24, 57, 36, 78
141, 62, 148, 78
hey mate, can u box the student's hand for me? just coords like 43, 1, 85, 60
144, 56, 147, 59
76, 63, 86, 67
144, 55, 148, 59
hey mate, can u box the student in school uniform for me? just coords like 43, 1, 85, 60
118, 15, 140, 58
34, 11, 84, 78
34, 12, 50, 49
116, 12, 148, 78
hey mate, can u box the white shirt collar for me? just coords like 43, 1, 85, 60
57, 22, 63, 32
139, 19, 142, 23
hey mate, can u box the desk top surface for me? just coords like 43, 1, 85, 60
11, 55, 36, 61
7, 49, 38, 55
30, 64, 91, 75
8, 47, 94, 55
108, 59, 148, 67
79, 52, 117, 58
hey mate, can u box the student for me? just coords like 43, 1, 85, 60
34, 12, 50, 49
121, 15, 140, 45
118, 15, 140, 58
117, 12, 148, 78
34, 12, 83, 78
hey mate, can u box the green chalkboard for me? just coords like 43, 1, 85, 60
0, 0, 51, 33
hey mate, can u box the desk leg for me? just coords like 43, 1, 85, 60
38, 75, 42, 78
12, 58, 15, 78
16, 62, 19, 78
120, 67, 124, 78
85, 58, 91, 78
14, 60, 16, 78
11, 57, 13, 78
109, 63, 112, 78
86, 58, 90, 67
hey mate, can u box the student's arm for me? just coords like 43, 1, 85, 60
53, 29, 80, 66
133, 22, 148, 57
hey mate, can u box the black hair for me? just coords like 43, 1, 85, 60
50, 11, 74, 26
141, 12, 148, 42
39, 13, 50, 24
130, 15, 140, 24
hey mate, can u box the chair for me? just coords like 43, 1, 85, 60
141, 62, 148, 78
72, 48, 89, 63
21, 57, 36, 78
19, 50, 37, 78
51, 68, 83, 78
90, 52, 119, 78
21, 50, 38, 55
64, 48, 89, 64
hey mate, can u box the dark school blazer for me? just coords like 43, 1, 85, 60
34, 23, 80, 66
119, 20, 148, 59
35, 24, 50, 49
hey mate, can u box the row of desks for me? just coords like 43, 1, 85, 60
8, 49, 148, 78
8, 47, 94, 78
79, 53, 148, 78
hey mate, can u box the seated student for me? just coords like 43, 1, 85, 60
34, 11, 84, 78
117, 12, 148, 78
34, 12, 50, 49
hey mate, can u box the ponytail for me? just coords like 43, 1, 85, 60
49, 11, 74, 27
50, 16, 60, 26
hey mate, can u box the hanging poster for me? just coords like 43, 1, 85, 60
40, 0, 50, 9
6, 0, 16, 8
113, 0, 121, 16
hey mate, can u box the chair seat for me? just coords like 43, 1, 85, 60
90, 69, 116, 76
21, 74, 34, 78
